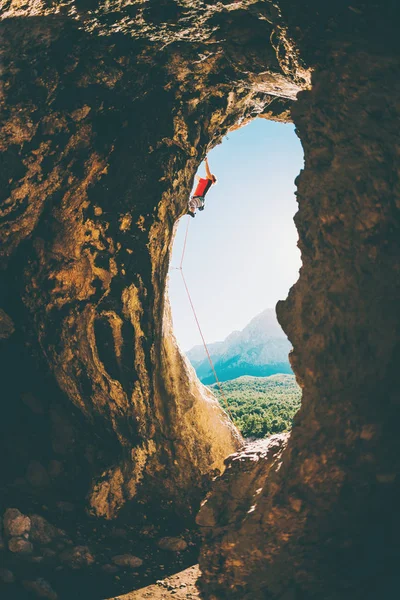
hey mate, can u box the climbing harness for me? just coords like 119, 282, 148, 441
171, 216, 235, 423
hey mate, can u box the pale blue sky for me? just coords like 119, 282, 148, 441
168, 118, 304, 351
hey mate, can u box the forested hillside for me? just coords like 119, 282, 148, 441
210, 374, 301, 438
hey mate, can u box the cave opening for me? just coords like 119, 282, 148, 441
168, 117, 304, 439
1, 2, 399, 598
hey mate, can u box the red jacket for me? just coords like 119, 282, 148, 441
193, 177, 213, 198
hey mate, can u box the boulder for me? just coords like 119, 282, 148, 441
3, 509, 31, 537
157, 537, 187, 552
8, 537, 33, 554
60, 545, 95, 569
111, 554, 143, 568
30, 515, 62, 545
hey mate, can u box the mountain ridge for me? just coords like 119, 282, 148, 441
187, 308, 292, 383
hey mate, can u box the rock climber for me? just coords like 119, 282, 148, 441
187, 156, 217, 217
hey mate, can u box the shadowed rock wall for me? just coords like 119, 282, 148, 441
198, 32, 400, 600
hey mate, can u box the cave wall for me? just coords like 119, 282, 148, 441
0, 2, 305, 523
1, 2, 400, 599
198, 17, 400, 600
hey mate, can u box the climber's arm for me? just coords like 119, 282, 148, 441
205, 157, 213, 180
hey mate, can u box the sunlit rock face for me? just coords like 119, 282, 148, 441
0, 1, 306, 527
198, 5, 400, 598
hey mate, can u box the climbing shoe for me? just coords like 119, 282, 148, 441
198, 206, 204, 211
187, 211, 195, 218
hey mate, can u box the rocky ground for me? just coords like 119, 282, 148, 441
109, 565, 201, 600
0, 505, 200, 600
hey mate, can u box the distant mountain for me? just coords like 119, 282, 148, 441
187, 309, 292, 384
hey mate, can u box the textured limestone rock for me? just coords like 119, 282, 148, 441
157, 537, 188, 552
30, 515, 63, 546
111, 554, 143, 568
197, 435, 288, 528
1, 2, 399, 599
3, 508, 31, 537
8, 537, 34, 554
198, 36, 400, 600
0, 0, 307, 527
59, 545, 95, 569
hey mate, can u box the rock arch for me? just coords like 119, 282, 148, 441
0, 2, 399, 598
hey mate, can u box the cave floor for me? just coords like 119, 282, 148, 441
2, 538, 200, 600
107, 565, 201, 599
0, 487, 202, 600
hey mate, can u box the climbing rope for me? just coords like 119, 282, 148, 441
172, 216, 235, 423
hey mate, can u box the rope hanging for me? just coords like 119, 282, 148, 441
173, 216, 235, 423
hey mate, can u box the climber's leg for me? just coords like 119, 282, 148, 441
188, 196, 197, 213
188, 195, 203, 216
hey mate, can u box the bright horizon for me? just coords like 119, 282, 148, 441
168, 118, 304, 351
